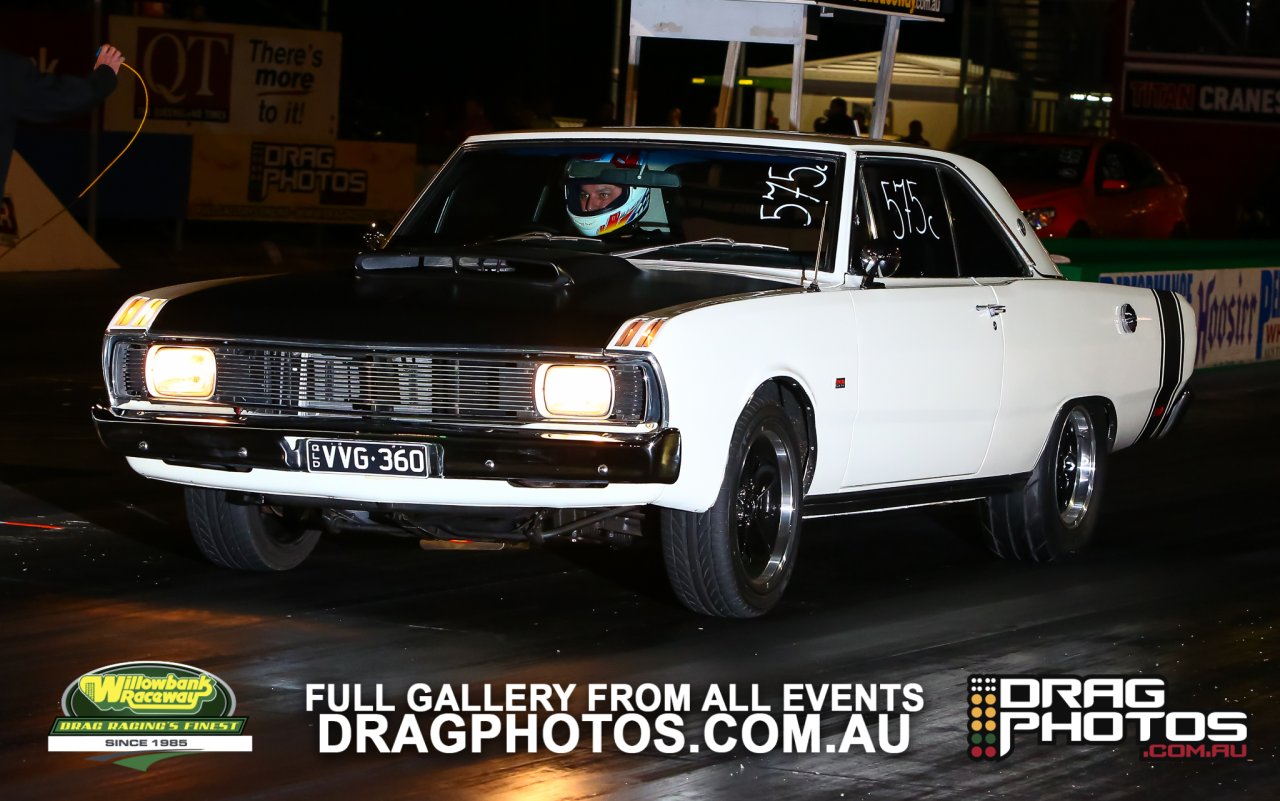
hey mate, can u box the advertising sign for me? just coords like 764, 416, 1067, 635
187, 135, 417, 224
817, 0, 950, 22
104, 16, 340, 139
1123, 67, 1280, 126
1100, 267, 1280, 367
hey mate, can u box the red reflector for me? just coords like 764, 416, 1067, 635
1153, 405, 1165, 417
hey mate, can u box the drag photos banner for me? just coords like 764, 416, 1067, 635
187, 135, 417, 223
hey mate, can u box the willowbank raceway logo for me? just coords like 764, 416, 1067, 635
48, 661, 251, 771
966, 674, 1248, 761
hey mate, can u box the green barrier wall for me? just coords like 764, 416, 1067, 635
1041, 240, 1280, 369
1046, 240, 1280, 282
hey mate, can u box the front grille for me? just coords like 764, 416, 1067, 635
112, 342, 649, 425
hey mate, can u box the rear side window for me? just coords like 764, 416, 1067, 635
940, 169, 1028, 279
858, 159, 957, 279
1096, 143, 1164, 191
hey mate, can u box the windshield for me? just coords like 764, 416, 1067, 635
391, 143, 843, 271
954, 141, 1090, 186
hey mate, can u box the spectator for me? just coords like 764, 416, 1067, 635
666, 106, 682, 127
901, 119, 931, 146
814, 97, 854, 135
0, 44, 123, 201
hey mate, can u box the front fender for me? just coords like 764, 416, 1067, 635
634, 290, 857, 512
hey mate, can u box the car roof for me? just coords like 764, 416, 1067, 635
465, 126, 945, 153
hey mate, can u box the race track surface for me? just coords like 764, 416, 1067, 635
1, 265, 1276, 800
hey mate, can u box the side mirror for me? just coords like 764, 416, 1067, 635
858, 246, 902, 279
1100, 178, 1130, 193
362, 222, 389, 251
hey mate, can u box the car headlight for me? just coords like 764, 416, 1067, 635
145, 345, 216, 399
536, 364, 613, 419
1023, 207, 1056, 231
109, 295, 168, 331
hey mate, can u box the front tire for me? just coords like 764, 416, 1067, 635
185, 488, 321, 571
981, 402, 1108, 562
661, 395, 803, 617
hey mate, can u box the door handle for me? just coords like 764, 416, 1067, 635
976, 304, 1006, 317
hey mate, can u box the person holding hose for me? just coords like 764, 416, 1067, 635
0, 44, 124, 201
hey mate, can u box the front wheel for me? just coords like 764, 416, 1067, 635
981, 402, 1108, 562
661, 395, 803, 617
185, 488, 321, 571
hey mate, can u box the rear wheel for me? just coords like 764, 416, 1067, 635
661, 394, 803, 617
981, 402, 1107, 562
185, 488, 321, 571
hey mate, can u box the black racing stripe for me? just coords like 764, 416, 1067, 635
1154, 289, 1188, 438
1139, 290, 1183, 441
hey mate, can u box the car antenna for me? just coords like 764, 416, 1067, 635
805, 201, 829, 292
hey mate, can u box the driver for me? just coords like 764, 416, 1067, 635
564, 152, 651, 237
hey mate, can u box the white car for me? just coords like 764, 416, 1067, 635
94, 128, 1196, 617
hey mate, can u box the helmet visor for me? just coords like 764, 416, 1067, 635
567, 180, 630, 215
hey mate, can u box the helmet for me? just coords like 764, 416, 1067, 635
564, 152, 652, 236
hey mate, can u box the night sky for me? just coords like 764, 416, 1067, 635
59, 1, 966, 137
3, 0, 966, 140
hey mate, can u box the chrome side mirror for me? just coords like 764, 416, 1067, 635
859, 246, 901, 279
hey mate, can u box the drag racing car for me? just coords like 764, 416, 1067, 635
93, 128, 1196, 617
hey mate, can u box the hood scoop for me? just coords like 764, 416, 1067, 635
355, 250, 572, 287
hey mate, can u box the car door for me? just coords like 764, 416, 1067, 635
842, 157, 1005, 488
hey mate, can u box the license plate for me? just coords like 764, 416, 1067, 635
303, 439, 432, 477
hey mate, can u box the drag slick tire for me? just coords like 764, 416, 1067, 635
982, 401, 1108, 562
661, 394, 803, 618
185, 488, 321, 571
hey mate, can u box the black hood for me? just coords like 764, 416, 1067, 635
149, 248, 789, 350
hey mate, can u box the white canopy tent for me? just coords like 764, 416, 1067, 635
626, 0, 948, 138
748, 51, 1017, 146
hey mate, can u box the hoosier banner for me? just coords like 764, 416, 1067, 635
1100, 267, 1280, 367
187, 135, 417, 223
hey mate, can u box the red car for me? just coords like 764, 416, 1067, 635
953, 135, 1189, 238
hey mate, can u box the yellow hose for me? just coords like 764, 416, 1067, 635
0, 60, 150, 261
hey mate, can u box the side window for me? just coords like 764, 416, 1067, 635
1117, 143, 1163, 189
1096, 145, 1129, 188
857, 160, 957, 279
941, 169, 1028, 279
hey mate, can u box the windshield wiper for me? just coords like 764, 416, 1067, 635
492, 232, 598, 244
617, 237, 790, 259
